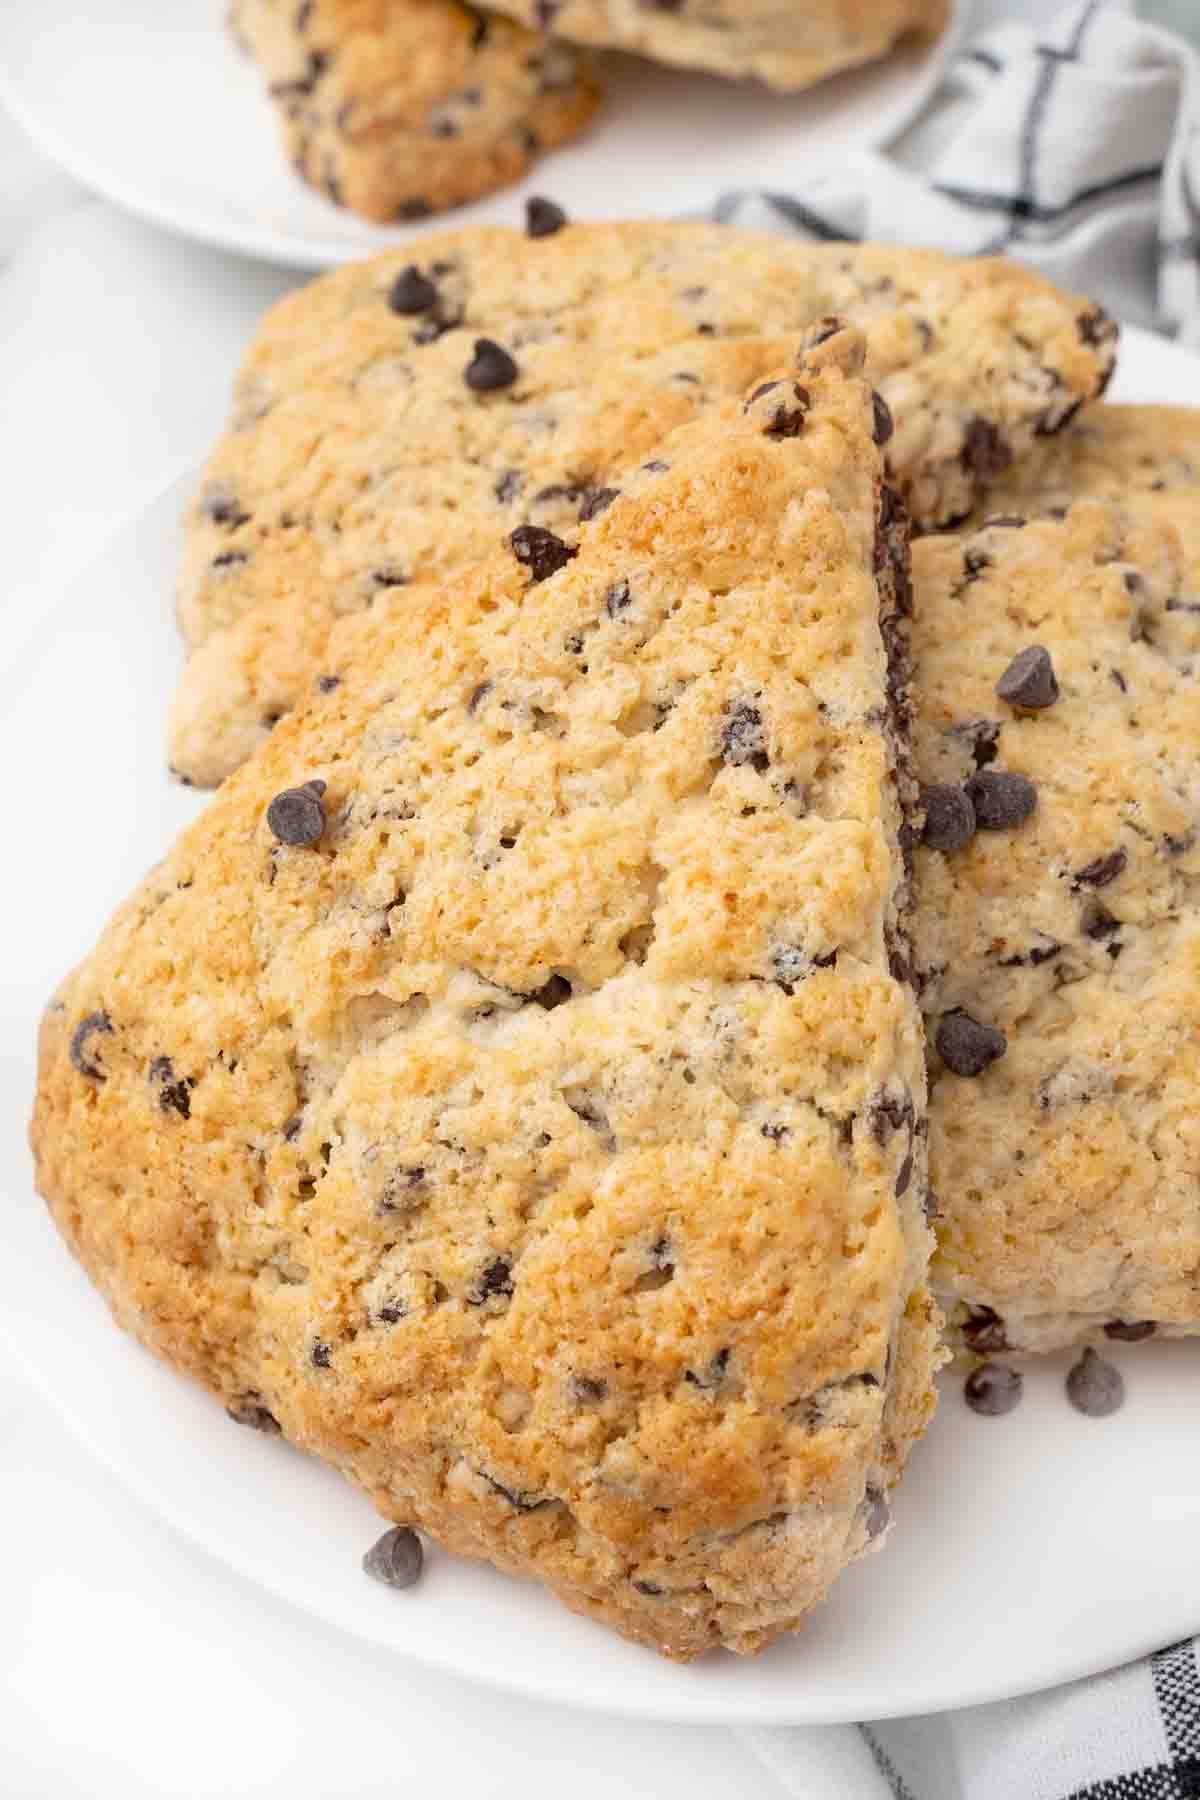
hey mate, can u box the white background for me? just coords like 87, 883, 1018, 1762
0, 2, 1110, 1794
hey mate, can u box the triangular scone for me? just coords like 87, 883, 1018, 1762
911, 501, 1200, 1355
171, 220, 1116, 785
34, 327, 936, 1661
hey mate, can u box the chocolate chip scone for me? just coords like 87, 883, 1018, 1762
33, 332, 939, 1660
172, 219, 1116, 786
487, 0, 947, 91
911, 500, 1200, 1356
230, 0, 599, 222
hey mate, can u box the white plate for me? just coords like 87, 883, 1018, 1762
3, 323, 1199, 1726
0, 0, 970, 270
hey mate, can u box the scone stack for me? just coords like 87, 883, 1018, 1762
30, 214, 1200, 1659
230, 0, 949, 223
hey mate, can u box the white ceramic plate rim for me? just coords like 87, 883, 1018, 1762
0, 0, 972, 271
3, 323, 1200, 1725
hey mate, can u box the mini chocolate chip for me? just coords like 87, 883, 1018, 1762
962, 416, 1012, 480
869, 1089, 913, 1144
387, 265, 437, 314
1082, 901, 1120, 941
863, 1487, 890, 1538
761, 1121, 789, 1142
211, 549, 247, 570
530, 974, 572, 1009
684, 1348, 730, 1391
372, 566, 408, 588
569, 1375, 607, 1403
69, 1010, 113, 1081
872, 392, 894, 446
316, 674, 341, 693
962, 1306, 1008, 1354
267, 780, 326, 847
721, 699, 768, 772
468, 1256, 514, 1305
363, 1526, 424, 1589
311, 1340, 331, 1369
509, 524, 576, 582
1066, 1347, 1124, 1417
1104, 1319, 1156, 1343
149, 1055, 194, 1119
465, 338, 518, 392
526, 195, 567, 238
375, 1299, 407, 1325
1073, 849, 1127, 889
761, 382, 809, 439
964, 769, 1037, 830
1111, 668, 1128, 692
579, 486, 619, 522
936, 1010, 1006, 1077
200, 485, 250, 529
632, 1579, 663, 1595
996, 645, 1059, 710
226, 1396, 282, 1434
894, 1148, 914, 1197
494, 469, 523, 505
964, 1362, 1023, 1417
604, 578, 631, 617
921, 783, 976, 852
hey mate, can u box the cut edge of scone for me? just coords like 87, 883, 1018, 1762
34, 325, 936, 1661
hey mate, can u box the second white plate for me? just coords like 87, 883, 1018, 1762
0, 0, 969, 269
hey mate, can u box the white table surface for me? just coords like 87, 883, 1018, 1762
0, 3, 1053, 1793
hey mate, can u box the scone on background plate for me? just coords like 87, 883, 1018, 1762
231, 0, 600, 222
485, 0, 949, 91
911, 500, 1200, 1356
170, 219, 1117, 787
32, 330, 939, 1660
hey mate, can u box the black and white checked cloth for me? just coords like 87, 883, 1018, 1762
720, 3, 1200, 1794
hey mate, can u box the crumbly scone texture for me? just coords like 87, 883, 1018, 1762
911, 500, 1200, 1356
485, 0, 947, 91
973, 402, 1200, 581
172, 219, 1116, 786
34, 335, 938, 1660
230, 0, 599, 223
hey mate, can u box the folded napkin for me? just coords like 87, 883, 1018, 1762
719, 4, 1200, 1793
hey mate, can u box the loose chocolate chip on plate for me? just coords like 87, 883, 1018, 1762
1104, 1319, 1156, 1342
962, 1305, 1008, 1355
363, 1526, 424, 1590
69, 1010, 113, 1081
964, 768, 1037, 830
226, 1396, 281, 1434
465, 338, 518, 392
1066, 1347, 1125, 1417
387, 265, 437, 314
526, 195, 567, 238
964, 1362, 1022, 1417
921, 783, 976, 852
872, 392, 894, 446
936, 1010, 1006, 1078
509, 524, 576, 582
1073, 849, 1127, 889
996, 645, 1059, 710
267, 780, 326, 847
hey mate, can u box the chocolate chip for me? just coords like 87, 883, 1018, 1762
149, 1055, 194, 1119
869, 1089, 913, 1144
632, 1579, 663, 1595
804, 316, 844, 349
1078, 306, 1116, 348
894, 1148, 914, 1197
363, 1526, 424, 1589
387, 265, 437, 314
494, 469, 523, 505
721, 700, 768, 771
1104, 1320, 1156, 1343
482, 1473, 546, 1512
266, 780, 326, 847
863, 1487, 890, 1538
568, 1375, 607, 1403
311, 1340, 331, 1369
529, 974, 571, 1009
996, 645, 1059, 710
936, 1010, 1006, 1077
1066, 1347, 1124, 1417
579, 486, 619, 522
962, 416, 1012, 481
604, 578, 631, 617
509, 525, 576, 584
211, 550, 247, 570
964, 769, 1037, 830
757, 380, 810, 439
467, 1256, 513, 1305
964, 1362, 1022, 1417
466, 681, 492, 714
226, 1396, 281, 1434
395, 198, 431, 222
872, 392, 894, 446
69, 1010, 113, 1081
200, 484, 250, 529
1073, 849, 1127, 889
684, 1348, 730, 1391
465, 338, 518, 392
961, 1305, 1008, 1354
1082, 900, 1120, 941
526, 195, 566, 238
372, 566, 408, 588
316, 674, 340, 693
920, 783, 976, 852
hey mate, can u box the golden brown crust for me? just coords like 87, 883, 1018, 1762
35, 335, 935, 1658
231, 0, 599, 223
172, 221, 1116, 786
911, 500, 1200, 1355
